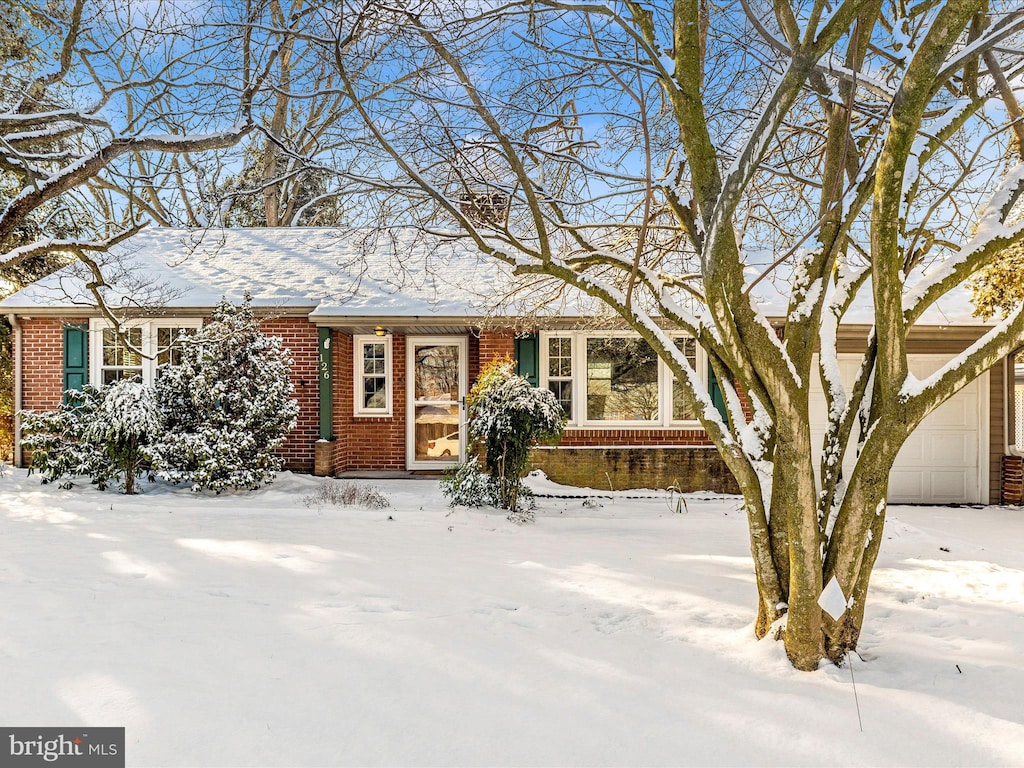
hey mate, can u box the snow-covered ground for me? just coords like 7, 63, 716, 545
2, 468, 1023, 767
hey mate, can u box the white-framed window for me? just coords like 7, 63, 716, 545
539, 330, 704, 428
544, 335, 574, 420
1012, 352, 1024, 452
669, 337, 700, 423
354, 335, 393, 416
90, 319, 202, 386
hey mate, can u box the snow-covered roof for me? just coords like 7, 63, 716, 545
746, 275, 987, 326
0, 227, 535, 320
0, 226, 990, 326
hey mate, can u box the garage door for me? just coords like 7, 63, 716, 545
809, 355, 987, 504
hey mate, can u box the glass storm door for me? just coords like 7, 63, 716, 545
407, 337, 468, 469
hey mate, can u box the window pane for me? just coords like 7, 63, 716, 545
672, 380, 696, 421
414, 404, 460, 461
414, 345, 459, 401
157, 327, 195, 367
363, 377, 386, 410
548, 380, 572, 417
102, 369, 141, 385
675, 337, 696, 365
363, 343, 386, 375
548, 337, 572, 377
586, 337, 658, 421
672, 337, 698, 421
102, 328, 142, 367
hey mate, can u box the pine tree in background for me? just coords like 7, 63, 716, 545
153, 294, 298, 492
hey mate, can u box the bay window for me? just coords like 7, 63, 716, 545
540, 331, 705, 427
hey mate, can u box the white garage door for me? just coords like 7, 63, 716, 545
809, 355, 987, 504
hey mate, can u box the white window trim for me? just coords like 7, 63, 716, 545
353, 334, 393, 417
539, 330, 705, 429
1010, 354, 1024, 455
89, 318, 202, 387
539, 333, 576, 426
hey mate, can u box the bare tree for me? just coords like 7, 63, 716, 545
319, 0, 1024, 669
0, 0, 281, 300
181, 0, 374, 228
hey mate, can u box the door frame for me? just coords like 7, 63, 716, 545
405, 336, 469, 470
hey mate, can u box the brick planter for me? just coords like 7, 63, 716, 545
1003, 455, 1023, 505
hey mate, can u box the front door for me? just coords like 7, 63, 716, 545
407, 337, 468, 469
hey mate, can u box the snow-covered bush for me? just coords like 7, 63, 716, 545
83, 380, 162, 495
21, 386, 104, 489
151, 295, 298, 492
442, 357, 563, 519
440, 454, 500, 506
21, 381, 161, 494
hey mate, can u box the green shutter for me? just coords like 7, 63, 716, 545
63, 324, 88, 400
318, 327, 334, 440
514, 334, 539, 386
708, 362, 729, 423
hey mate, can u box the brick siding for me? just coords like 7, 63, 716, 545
18, 316, 1011, 500
259, 317, 319, 473
478, 328, 515, 370
20, 318, 90, 412
556, 428, 714, 447
15, 315, 320, 473
331, 331, 406, 472
529, 446, 739, 493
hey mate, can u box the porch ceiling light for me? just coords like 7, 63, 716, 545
374, 326, 388, 337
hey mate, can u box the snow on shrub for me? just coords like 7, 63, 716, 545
303, 479, 390, 510
84, 380, 162, 495
151, 294, 298, 492
440, 454, 501, 506
442, 356, 564, 520
21, 381, 162, 494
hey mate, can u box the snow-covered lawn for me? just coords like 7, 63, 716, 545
2, 469, 1023, 767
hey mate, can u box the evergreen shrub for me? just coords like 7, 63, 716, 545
152, 295, 298, 492
441, 356, 563, 520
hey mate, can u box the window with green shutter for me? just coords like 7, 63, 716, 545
514, 334, 539, 386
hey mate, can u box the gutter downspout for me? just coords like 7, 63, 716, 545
6, 313, 21, 467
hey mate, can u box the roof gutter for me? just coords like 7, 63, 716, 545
309, 314, 484, 328
6, 313, 21, 467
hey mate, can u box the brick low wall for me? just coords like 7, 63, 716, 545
528, 446, 740, 493
1003, 455, 1023, 505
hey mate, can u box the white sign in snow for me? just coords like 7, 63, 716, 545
818, 576, 848, 621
